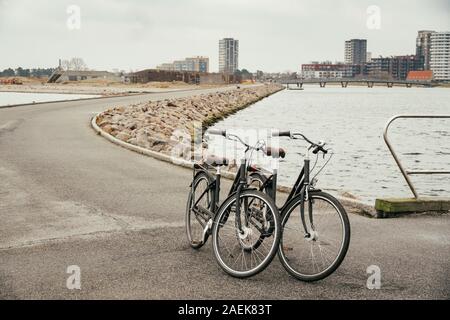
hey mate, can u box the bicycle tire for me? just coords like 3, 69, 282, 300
185, 171, 213, 249
212, 189, 281, 278
278, 191, 350, 281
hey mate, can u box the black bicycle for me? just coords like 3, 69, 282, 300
185, 129, 282, 278
249, 130, 351, 282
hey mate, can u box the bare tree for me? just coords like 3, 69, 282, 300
60, 59, 71, 71
69, 57, 88, 71
60, 57, 88, 71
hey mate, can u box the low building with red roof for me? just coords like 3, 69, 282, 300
406, 70, 433, 81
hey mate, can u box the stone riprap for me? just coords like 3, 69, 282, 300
96, 84, 283, 155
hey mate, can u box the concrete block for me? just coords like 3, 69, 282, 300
375, 197, 450, 216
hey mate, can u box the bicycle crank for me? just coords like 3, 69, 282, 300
201, 219, 213, 244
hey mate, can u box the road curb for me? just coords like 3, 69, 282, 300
91, 113, 377, 218
91, 114, 194, 169
0, 93, 144, 109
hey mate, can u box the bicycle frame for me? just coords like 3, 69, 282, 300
256, 161, 311, 211
253, 149, 320, 235
191, 159, 249, 228
189, 133, 274, 242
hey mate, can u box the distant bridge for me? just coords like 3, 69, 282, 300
279, 78, 435, 88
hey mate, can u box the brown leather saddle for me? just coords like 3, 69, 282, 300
264, 146, 286, 158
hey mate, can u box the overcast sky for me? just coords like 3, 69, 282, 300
0, 0, 449, 72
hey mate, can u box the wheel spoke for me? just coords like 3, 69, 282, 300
279, 194, 349, 280
213, 191, 280, 277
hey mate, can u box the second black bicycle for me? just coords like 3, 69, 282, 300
185, 130, 283, 278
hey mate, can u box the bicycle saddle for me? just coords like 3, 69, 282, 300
204, 155, 229, 166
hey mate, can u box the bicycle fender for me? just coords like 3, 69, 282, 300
213, 188, 256, 219
190, 170, 215, 188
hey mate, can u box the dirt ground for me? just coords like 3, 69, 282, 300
0, 77, 231, 96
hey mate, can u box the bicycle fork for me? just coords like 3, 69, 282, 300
300, 155, 316, 240
235, 162, 251, 236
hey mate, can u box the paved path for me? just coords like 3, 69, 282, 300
0, 88, 449, 299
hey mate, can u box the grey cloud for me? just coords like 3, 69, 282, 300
0, 0, 449, 72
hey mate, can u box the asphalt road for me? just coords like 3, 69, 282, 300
0, 88, 449, 299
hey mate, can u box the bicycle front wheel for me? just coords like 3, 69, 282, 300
278, 191, 350, 281
212, 189, 281, 278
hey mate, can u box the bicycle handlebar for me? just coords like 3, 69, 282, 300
207, 129, 227, 137
207, 129, 249, 148
272, 130, 328, 155
312, 144, 328, 155
272, 130, 291, 137
207, 129, 268, 154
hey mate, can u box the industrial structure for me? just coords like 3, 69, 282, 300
46, 59, 121, 83
129, 69, 238, 85
47, 70, 120, 83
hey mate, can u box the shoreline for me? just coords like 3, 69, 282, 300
95, 84, 284, 154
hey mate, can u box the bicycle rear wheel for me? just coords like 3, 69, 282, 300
212, 189, 281, 278
185, 172, 213, 249
278, 191, 350, 281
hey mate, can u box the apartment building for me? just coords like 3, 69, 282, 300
157, 57, 209, 73
345, 39, 367, 65
416, 30, 435, 70
430, 31, 450, 81
219, 38, 239, 73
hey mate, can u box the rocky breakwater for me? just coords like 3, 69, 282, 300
96, 84, 283, 156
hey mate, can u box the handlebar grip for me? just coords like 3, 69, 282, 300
207, 129, 226, 137
312, 146, 328, 155
272, 130, 291, 137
